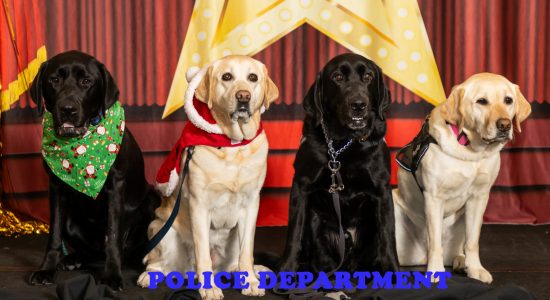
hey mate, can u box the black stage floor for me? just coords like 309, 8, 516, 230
0, 225, 548, 300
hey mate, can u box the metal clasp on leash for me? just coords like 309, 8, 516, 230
328, 160, 344, 193
321, 117, 352, 194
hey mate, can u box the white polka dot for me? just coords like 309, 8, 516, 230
360, 34, 372, 46
321, 10, 331, 20
300, 0, 311, 7
240, 35, 251, 47
259, 22, 271, 34
397, 8, 408, 18
397, 60, 408, 70
404, 30, 414, 40
280, 10, 291, 21
234, 25, 244, 32
377, 48, 388, 58
410, 51, 421, 62
223, 49, 232, 56
339, 22, 353, 34
203, 9, 212, 18
192, 53, 201, 63
417, 73, 428, 83
197, 31, 206, 41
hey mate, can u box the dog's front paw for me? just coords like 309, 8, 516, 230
378, 255, 399, 272
99, 272, 124, 291
199, 286, 224, 300
137, 271, 151, 288
278, 260, 298, 273
466, 267, 493, 284
325, 291, 351, 300
29, 270, 56, 285
452, 254, 466, 272
427, 263, 446, 283
57, 254, 82, 271
242, 280, 265, 297
253, 264, 272, 275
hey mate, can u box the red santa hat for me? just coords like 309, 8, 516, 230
155, 65, 263, 197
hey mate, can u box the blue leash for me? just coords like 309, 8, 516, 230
145, 146, 194, 254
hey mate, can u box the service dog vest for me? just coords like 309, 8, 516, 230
395, 117, 438, 173
41, 102, 125, 198
396, 116, 471, 173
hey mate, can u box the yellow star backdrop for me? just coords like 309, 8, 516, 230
162, 0, 445, 118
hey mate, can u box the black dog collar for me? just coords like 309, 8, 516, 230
356, 136, 382, 147
90, 115, 101, 126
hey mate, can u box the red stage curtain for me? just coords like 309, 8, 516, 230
1, 0, 49, 235
1, 0, 549, 227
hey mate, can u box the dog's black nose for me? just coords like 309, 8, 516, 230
61, 105, 77, 116
236, 90, 251, 103
496, 118, 511, 132
350, 101, 367, 112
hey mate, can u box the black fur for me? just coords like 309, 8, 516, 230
279, 53, 399, 274
28, 51, 160, 290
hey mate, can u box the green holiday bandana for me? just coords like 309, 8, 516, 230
41, 102, 125, 198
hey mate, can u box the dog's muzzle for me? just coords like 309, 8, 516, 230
348, 117, 368, 130
348, 109, 369, 130
231, 90, 252, 123
57, 122, 88, 138
483, 118, 512, 144
482, 134, 510, 144
346, 98, 369, 130
55, 104, 88, 137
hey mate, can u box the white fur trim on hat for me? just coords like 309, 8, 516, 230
155, 169, 180, 197
186, 67, 201, 83
183, 65, 223, 134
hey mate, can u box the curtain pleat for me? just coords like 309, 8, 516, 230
2, 0, 549, 226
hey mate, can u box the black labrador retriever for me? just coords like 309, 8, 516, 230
28, 51, 159, 290
279, 53, 399, 274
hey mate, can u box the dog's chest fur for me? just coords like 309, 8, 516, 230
186, 132, 268, 230
421, 144, 500, 214
306, 142, 389, 236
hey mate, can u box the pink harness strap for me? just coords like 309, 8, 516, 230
450, 123, 470, 146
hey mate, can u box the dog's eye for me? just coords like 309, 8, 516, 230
248, 73, 258, 82
79, 78, 92, 85
363, 73, 373, 83
48, 77, 60, 84
504, 96, 513, 105
332, 73, 344, 82
476, 98, 489, 105
222, 73, 233, 81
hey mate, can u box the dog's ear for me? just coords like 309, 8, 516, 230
195, 65, 215, 109
440, 84, 465, 130
261, 65, 279, 111
303, 73, 323, 125
375, 66, 391, 120
99, 61, 119, 117
30, 62, 48, 116
513, 85, 531, 133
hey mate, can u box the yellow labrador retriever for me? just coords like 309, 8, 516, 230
137, 55, 278, 300
393, 73, 531, 283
